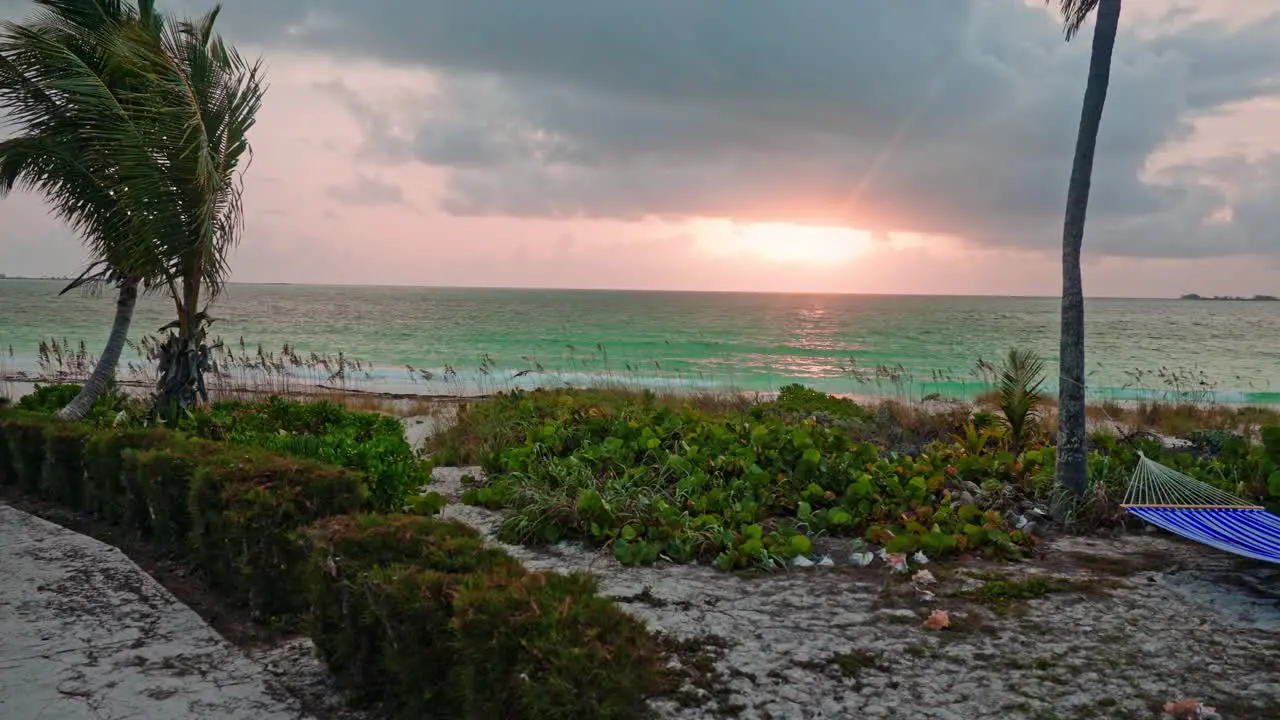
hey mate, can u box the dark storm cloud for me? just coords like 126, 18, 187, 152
3, 0, 1279, 258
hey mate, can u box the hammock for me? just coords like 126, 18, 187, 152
1121, 452, 1280, 565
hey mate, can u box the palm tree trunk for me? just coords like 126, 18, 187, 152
56, 278, 139, 421
1057, 0, 1122, 497
150, 276, 210, 423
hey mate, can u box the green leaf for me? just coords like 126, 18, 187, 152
847, 475, 875, 499
885, 534, 919, 553
906, 476, 928, 502
788, 534, 813, 557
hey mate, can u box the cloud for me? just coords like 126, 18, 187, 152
175, 0, 1280, 260
3, 0, 1278, 267
325, 173, 406, 206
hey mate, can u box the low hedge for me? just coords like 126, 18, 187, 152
3, 414, 369, 624
305, 514, 666, 719
2, 413, 54, 493
1, 411, 668, 718
121, 438, 222, 552
0, 413, 19, 486
451, 570, 665, 720
189, 451, 368, 621
84, 428, 172, 520
306, 515, 522, 708
184, 397, 430, 511
42, 422, 93, 508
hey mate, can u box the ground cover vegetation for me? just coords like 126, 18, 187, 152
0, 392, 665, 719
430, 353, 1280, 571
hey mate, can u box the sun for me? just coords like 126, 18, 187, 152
692, 220, 873, 266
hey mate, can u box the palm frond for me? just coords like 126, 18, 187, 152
997, 348, 1047, 451
112, 5, 266, 307
1, 0, 265, 319
1048, 0, 1102, 41
0, 1, 178, 285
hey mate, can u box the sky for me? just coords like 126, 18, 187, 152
1, 0, 1278, 297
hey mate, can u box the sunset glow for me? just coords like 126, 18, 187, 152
0, 0, 1276, 297
694, 220, 874, 267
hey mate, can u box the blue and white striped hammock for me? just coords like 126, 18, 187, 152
1122, 453, 1280, 565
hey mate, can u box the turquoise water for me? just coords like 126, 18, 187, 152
1, 279, 1278, 403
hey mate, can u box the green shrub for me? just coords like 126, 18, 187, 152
350, 564, 476, 715
189, 453, 368, 621
13, 383, 130, 426
428, 394, 537, 466
465, 395, 1038, 567
3, 413, 54, 492
83, 428, 172, 522
303, 513, 663, 720
307, 513, 519, 574
305, 514, 521, 706
771, 383, 872, 424
15, 383, 81, 414
42, 423, 92, 508
0, 412, 17, 486
122, 439, 222, 551
1262, 426, 1280, 500
185, 397, 428, 511
1262, 426, 1280, 465
451, 570, 667, 720
1189, 428, 1244, 457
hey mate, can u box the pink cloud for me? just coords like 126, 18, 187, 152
4, 36, 1278, 298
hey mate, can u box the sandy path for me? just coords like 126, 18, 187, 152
0, 503, 313, 720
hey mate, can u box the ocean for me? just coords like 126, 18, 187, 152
1, 279, 1277, 403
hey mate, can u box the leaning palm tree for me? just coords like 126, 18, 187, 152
1048, 0, 1122, 497
0, 0, 174, 420
0, 0, 264, 423
115, 6, 265, 421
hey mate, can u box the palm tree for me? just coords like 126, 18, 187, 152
0, 0, 173, 420
120, 6, 265, 420
0, 1, 265, 423
1049, 0, 1122, 497
996, 348, 1046, 454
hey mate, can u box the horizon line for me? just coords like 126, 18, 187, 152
2, 275, 1270, 301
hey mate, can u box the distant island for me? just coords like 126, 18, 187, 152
0, 274, 72, 281
1180, 293, 1278, 301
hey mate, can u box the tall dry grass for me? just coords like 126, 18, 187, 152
4, 335, 1278, 433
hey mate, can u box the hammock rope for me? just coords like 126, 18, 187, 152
1123, 451, 1262, 509
1122, 452, 1280, 565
